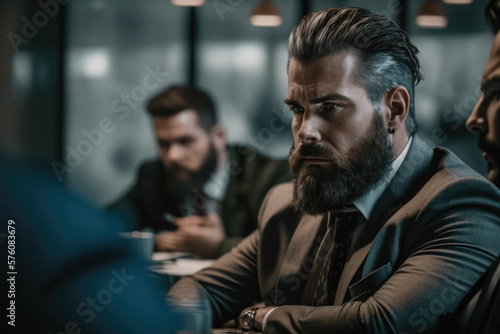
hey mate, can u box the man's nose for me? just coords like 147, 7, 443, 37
466, 97, 488, 134
298, 115, 321, 143
165, 144, 184, 162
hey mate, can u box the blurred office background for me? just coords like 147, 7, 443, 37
1, 0, 491, 206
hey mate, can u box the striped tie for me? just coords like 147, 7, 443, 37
312, 206, 364, 306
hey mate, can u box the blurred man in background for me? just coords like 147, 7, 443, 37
108, 86, 291, 258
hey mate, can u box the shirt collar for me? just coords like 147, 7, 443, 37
353, 136, 413, 220
179, 162, 231, 216
201, 162, 231, 201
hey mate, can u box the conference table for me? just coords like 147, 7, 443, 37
148, 252, 263, 333
148, 251, 215, 286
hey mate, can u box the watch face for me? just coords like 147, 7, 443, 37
239, 310, 253, 329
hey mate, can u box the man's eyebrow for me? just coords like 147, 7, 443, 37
157, 139, 170, 144
482, 79, 500, 93
157, 136, 194, 145
284, 94, 352, 105
309, 94, 352, 104
284, 98, 299, 105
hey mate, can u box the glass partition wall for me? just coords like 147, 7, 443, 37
64, 0, 492, 205
65, 0, 188, 204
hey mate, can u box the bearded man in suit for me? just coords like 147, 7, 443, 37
168, 7, 500, 333
108, 86, 291, 258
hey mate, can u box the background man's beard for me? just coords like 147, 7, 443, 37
164, 143, 218, 198
487, 168, 500, 189
479, 135, 500, 189
289, 113, 394, 215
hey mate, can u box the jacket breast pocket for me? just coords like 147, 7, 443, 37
349, 262, 393, 301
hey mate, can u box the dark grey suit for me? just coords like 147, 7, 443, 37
169, 137, 500, 333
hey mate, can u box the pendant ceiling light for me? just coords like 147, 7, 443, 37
415, 0, 448, 28
250, 0, 282, 27
171, 0, 205, 7
443, 0, 473, 4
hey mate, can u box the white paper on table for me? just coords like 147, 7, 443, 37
152, 258, 215, 276
152, 252, 190, 262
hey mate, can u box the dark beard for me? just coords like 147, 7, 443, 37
479, 135, 500, 189
289, 112, 394, 215
164, 142, 218, 198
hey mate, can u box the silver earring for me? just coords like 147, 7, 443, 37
388, 126, 395, 134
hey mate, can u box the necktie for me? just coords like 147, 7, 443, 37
312, 206, 365, 306
194, 191, 209, 216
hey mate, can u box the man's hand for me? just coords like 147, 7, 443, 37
155, 212, 226, 258
239, 303, 276, 332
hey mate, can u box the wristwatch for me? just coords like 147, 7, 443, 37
239, 307, 259, 330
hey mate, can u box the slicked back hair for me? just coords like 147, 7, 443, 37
486, 0, 500, 33
147, 86, 217, 132
288, 7, 423, 135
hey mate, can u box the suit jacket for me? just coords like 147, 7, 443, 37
108, 145, 291, 256
443, 254, 500, 333
169, 137, 500, 333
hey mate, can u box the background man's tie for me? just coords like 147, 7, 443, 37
312, 205, 365, 306
194, 191, 209, 216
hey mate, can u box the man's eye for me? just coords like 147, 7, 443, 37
484, 88, 500, 101
178, 138, 194, 145
291, 106, 305, 114
320, 103, 339, 112
158, 141, 170, 149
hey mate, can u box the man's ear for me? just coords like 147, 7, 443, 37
383, 85, 410, 133
210, 124, 226, 151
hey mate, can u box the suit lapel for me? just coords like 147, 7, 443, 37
333, 186, 401, 305
334, 136, 434, 305
274, 213, 327, 306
